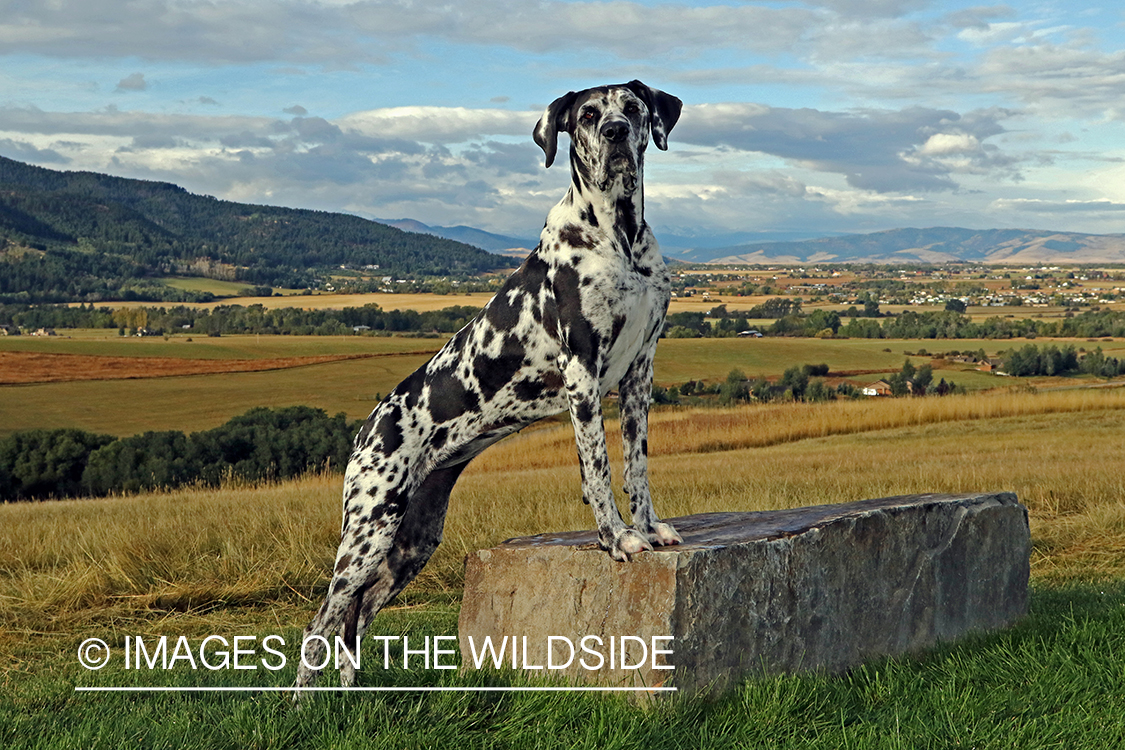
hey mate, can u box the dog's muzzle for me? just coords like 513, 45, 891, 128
601, 147, 639, 194
597, 118, 640, 193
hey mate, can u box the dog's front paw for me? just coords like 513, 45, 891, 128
606, 528, 653, 562
647, 522, 683, 547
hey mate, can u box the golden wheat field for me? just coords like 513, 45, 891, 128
2, 388, 1124, 666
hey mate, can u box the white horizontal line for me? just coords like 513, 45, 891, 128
76, 686, 676, 693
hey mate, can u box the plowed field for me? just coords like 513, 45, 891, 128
0, 350, 430, 385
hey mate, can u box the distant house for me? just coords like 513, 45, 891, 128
862, 380, 893, 397
31, 327, 56, 337
0, 325, 19, 336
353, 325, 371, 333
738, 330, 763, 338
978, 358, 1005, 373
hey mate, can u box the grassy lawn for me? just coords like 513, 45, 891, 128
3, 389, 1125, 747
2, 584, 1123, 750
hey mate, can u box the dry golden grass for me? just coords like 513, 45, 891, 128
2, 388, 1124, 656
470, 387, 1125, 472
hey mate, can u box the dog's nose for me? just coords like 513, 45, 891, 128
600, 120, 629, 143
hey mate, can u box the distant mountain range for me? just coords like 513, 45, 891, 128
376, 218, 537, 257
374, 220, 1125, 266
673, 227, 1125, 265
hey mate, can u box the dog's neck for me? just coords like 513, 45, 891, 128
562, 145, 646, 251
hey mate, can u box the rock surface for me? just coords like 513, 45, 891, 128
458, 493, 1030, 695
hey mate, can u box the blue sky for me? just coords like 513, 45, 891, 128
2, 0, 1124, 244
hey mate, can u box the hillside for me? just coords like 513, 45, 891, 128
377, 217, 536, 255
682, 227, 1125, 265
0, 156, 516, 303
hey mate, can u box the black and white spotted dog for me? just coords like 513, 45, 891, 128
295, 80, 683, 690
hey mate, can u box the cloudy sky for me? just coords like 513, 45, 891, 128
2, 0, 1124, 246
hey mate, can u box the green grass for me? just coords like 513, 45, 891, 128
4, 335, 1122, 438
159, 276, 257, 297
0, 355, 434, 437
652, 336, 1122, 388
2, 584, 1122, 749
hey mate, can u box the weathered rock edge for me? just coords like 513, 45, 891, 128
458, 493, 1030, 696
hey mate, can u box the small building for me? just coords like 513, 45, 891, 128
738, 330, 763, 338
31, 327, 56, 337
862, 380, 893, 397
0, 325, 19, 336
978, 358, 1004, 373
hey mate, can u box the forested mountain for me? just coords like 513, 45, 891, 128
0, 156, 516, 303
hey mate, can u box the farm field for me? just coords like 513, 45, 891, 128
2, 390, 1125, 748
81, 290, 498, 312
0, 331, 442, 360
75, 287, 1125, 331
4, 333, 1123, 438
159, 276, 264, 297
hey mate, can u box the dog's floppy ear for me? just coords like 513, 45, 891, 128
624, 80, 682, 151
533, 90, 579, 168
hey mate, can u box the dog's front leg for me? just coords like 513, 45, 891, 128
619, 346, 682, 547
559, 353, 652, 561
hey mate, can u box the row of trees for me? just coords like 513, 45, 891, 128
663, 305, 1125, 342
1000, 344, 1125, 378
0, 302, 485, 337
728, 307, 1125, 341
6, 299, 1125, 342
650, 359, 965, 407
0, 406, 361, 501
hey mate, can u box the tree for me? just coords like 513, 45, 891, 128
862, 295, 881, 317
719, 369, 750, 405
0, 429, 115, 500
912, 363, 934, 393
779, 366, 809, 400
82, 431, 198, 495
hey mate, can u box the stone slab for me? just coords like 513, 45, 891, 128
458, 493, 1030, 695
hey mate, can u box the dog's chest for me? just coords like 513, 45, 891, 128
599, 280, 661, 390
570, 242, 669, 392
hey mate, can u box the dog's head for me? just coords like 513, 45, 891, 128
533, 80, 682, 195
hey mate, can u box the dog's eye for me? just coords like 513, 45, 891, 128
581, 109, 596, 122
624, 103, 640, 114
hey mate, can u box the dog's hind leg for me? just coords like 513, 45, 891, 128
336, 462, 467, 686
295, 449, 414, 692
295, 460, 466, 692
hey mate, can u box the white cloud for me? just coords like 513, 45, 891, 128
990, 198, 1125, 214
114, 72, 146, 92
336, 107, 535, 144
917, 133, 981, 156
674, 102, 1018, 193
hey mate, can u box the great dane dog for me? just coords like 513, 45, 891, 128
296, 80, 683, 690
